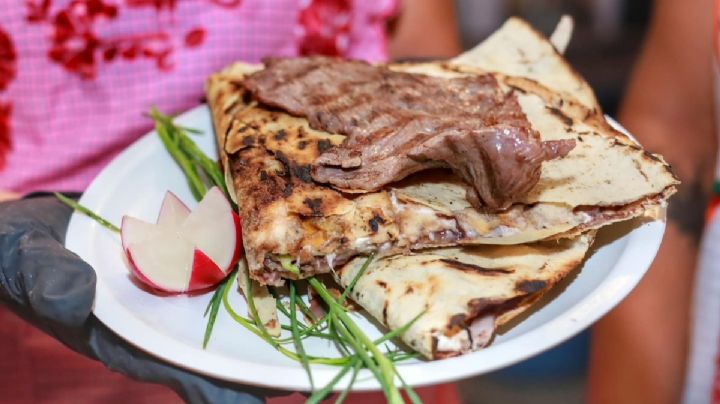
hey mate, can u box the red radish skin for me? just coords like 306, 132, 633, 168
227, 211, 243, 273
189, 248, 227, 290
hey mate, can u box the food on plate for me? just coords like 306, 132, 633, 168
334, 233, 593, 359
206, 21, 677, 288
202, 16, 677, 359
453, 17, 599, 110
243, 57, 576, 210
121, 187, 241, 293
235, 257, 281, 336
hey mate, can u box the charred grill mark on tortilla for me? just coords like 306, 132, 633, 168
302, 197, 323, 216
368, 214, 386, 233
633, 160, 650, 182
437, 258, 514, 275
507, 84, 528, 94
546, 106, 573, 126
515, 279, 547, 294
317, 138, 331, 153
293, 164, 313, 183
273, 129, 287, 141
432, 295, 529, 358
447, 313, 467, 335
242, 89, 253, 104
242, 135, 254, 146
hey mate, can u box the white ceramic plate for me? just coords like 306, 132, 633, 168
65, 105, 666, 391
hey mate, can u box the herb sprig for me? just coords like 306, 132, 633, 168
151, 109, 424, 402
55, 192, 120, 233
149, 109, 235, 346
59, 109, 426, 403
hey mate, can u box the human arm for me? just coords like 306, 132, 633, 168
0, 189, 19, 202
587, 1, 717, 403
388, 0, 462, 59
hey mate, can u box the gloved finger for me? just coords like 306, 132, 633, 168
87, 316, 277, 404
0, 196, 96, 327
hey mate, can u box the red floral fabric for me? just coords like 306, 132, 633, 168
298, 0, 351, 57
0, 0, 397, 192
25, 0, 217, 78
0, 27, 16, 169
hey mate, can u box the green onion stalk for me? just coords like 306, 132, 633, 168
148, 109, 235, 346
60, 108, 426, 403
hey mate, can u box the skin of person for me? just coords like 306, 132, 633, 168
587, 0, 717, 403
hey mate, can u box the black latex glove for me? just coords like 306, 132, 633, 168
0, 194, 277, 404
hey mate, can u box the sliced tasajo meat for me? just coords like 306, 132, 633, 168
243, 57, 575, 210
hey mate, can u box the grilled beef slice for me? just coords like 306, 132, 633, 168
243, 57, 575, 211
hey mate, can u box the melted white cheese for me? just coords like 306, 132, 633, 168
434, 314, 496, 354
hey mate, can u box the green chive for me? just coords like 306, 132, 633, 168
149, 108, 230, 199
295, 291, 318, 323
306, 358, 357, 404
54, 193, 120, 233
338, 254, 374, 306
389, 352, 420, 362
279, 256, 301, 275
179, 125, 203, 134
374, 310, 425, 345
156, 122, 205, 200
203, 275, 231, 348
270, 288, 307, 329
222, 272, 349, 366
308, 277, 403, 403
276, 326, 335, 342
290, 282, 314, 390
204, 286, 221, 317
335, 359, 362, 404
396, 367, 422, 404
328, 315, 352, 356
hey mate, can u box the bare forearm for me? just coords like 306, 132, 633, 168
588, 0, 715, 402
0, 190, 20, 202
388, 0, 461, 59
588, 224, 698, 404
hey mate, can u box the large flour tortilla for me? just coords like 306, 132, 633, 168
334, 233, 594, 359
452, 17, 600, 111
204, 16, 676, 364
207, 60, 675, 282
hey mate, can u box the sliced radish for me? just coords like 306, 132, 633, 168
157, 191, 190, 227
121, 187, 242, 293
180, 187, 241, 273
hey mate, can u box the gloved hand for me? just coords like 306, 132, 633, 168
0, 193, 277, 404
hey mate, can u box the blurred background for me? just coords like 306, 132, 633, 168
454, 0, 651, 403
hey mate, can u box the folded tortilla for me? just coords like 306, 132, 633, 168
206, 67, 674, 285
333, 233, 594, 359
452, 16, 600, 111
206, 17, 676, 286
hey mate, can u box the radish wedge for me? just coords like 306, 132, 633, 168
121, 187, 241, 293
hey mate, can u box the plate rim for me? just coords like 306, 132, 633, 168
65, 104, 666, 391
